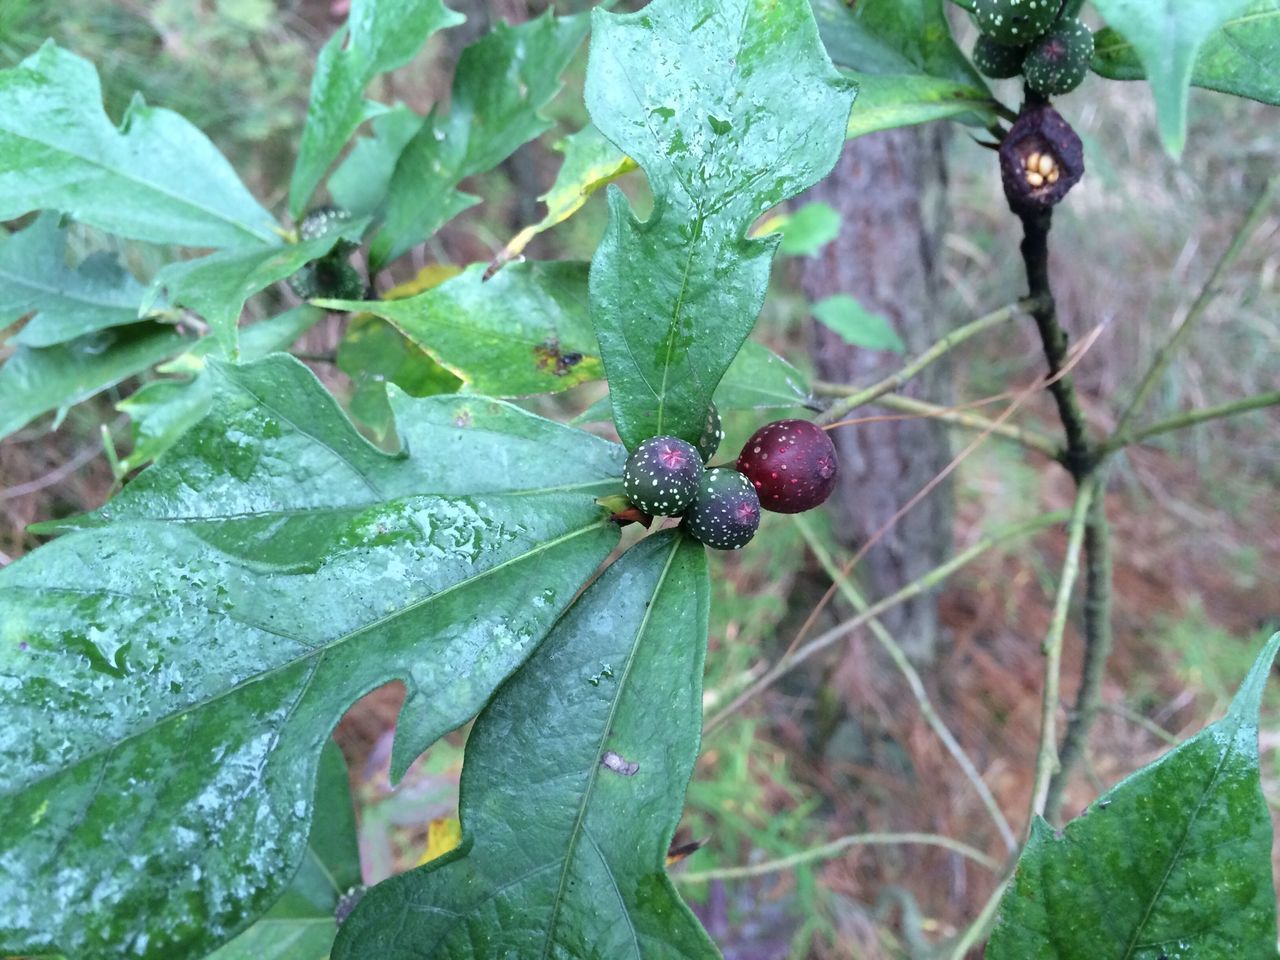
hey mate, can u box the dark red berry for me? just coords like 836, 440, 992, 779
735, 419, 837, 514
683, 468, 760, 550
623, 436, 703, 516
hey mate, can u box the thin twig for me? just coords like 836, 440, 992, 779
795, 515, 1019, 854
814, 300, 1032, 427
1110, 177, 1278, 446
672, 831, 1001, 884
0, 442, 104, 502
1028, 478, 1097, 823
705, 509, 1070, 733
1046, 483, 1113, 819
781, 325, 1105, 674
1097, 390, 1280, 460
868, 393, 1060, 458
945, 873, 1012, 960
1102, 701, 1181, 747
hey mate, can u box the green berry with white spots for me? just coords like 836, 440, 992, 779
973, 34, 1027, 80
696, 403, 724, 463
1024, 18, 1094, 96
623, 436, 703, 517
682, 468, 761, 551
972, 0, 1059, 45
300, 205, 358, 254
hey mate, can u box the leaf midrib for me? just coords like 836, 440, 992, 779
5, 518, 610, 798
539, 535, 681, 960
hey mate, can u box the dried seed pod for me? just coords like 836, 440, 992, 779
999, 104, 1085, 214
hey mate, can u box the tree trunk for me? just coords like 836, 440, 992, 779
798, 125, 953, 664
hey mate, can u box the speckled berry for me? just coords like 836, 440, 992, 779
683, 467, 761, 550
735, 419, 837, 514
623, 436, 703, 517
972, 0, 1058, 45
696, 403, 724, 463
1023, 18, 1094, 97
300, 205, 358, 253
973, 34, 1027, 80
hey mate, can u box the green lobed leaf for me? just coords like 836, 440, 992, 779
333, 531, 716, 959
288, 0, 464, 218
207, 741, 360, 960
987, 632, 1280, 959
370, 12, 590, 270
844, 72, 999, 140
0, 354, 625, 960
489, 123, 639, 276
1089, 0, 1258, 157
586, 0, 856, 450
1091, 3, 1280, 107
809, 0, 989, 90
145, 217, 368, 356
574, 339, 816, 426
337, 313, 462, 439
117, 306, 327, 472
0, 43, 277, 248
812, 294, 906, 353
327, 104, 425, 219
319, 261, 602, 396
0, 322, 197, 440
0, 214, 152, 348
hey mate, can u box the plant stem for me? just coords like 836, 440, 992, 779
1028, 479, 1096, 823
1045, 485, 1112, 819
946, 873, 1012, 960
1110, 177, 1277, 446
706, 510, 1069, 733
1019, 209, 1092, 479
672, 831, 1002, 884
814, 300, 1032, 426
1097, 390, 1280, 459
868, 393, 1062, 458
795, 515, 1019, 854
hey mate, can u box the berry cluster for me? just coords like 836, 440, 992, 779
288, 205, 365, 301
621, 409, 838, 552
971, 1, 1094, 97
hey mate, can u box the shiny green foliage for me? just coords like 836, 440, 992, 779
844, 72, 999, 141
1091, 2, 1280, 107
1089, 0, 1260, 156
586, 0, 856, 450
0, 322, 196, 439
117, 307, 326, 471
0, 213, 150, 347
319, 262, 602, 397
332, 532, 718, 960
0, 43, 277, 247
337, 313, 462, 440
288, 0, 463, 218
811, 0, 988, 88
0, 355, 625, 960
987, 633, 1280, 958
327, 104, 425, 219
369, 12, 589, 269
207, 742, 361, 960
146, 217, 368, 357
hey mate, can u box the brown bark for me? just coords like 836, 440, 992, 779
798, 125, 953, 664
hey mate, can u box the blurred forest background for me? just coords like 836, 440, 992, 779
0, 1, 1277, 957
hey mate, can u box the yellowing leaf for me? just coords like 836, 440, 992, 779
416, 818, 463, 866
